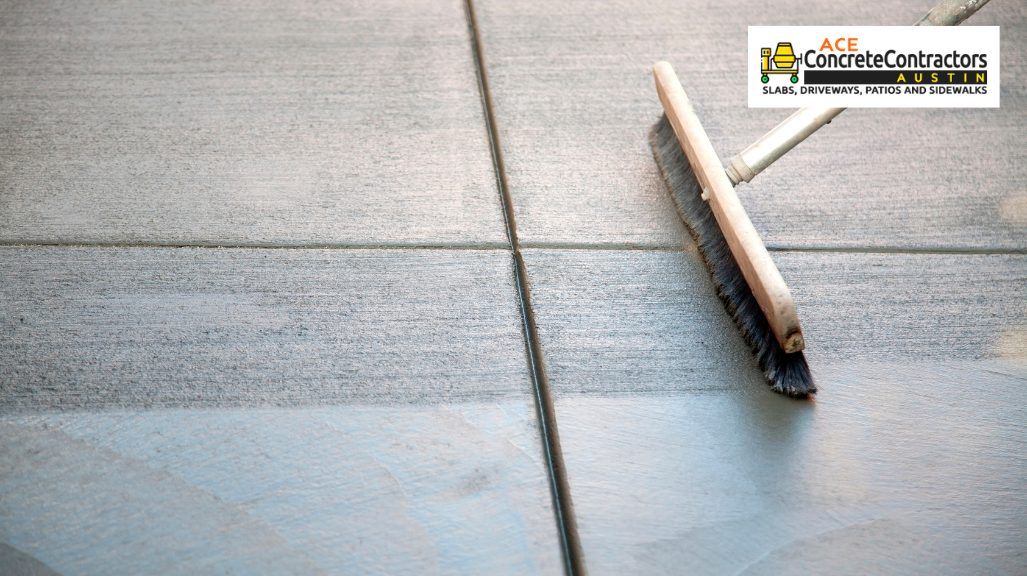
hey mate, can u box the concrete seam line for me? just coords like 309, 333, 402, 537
462, 1, 586, 574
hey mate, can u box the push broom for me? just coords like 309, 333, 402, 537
650, 0, 990, 397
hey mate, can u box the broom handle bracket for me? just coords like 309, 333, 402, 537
725, 0, 990, 185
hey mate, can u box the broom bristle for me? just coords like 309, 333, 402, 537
649, 114, 815, 397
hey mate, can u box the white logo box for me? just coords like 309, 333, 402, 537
748, 26, 1000, 108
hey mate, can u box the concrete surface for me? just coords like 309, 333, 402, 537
554, 382, 1026, 575
523, 249, 1026, 394
0, 0, 505, 246
0, 406, 562, 575
0, 247, 565, 574
2, 0, 1025, 574
0, 247, 530, 409
470, 1, 1026, 569
524, 248, 1026, 574
474, 0, 1027, 249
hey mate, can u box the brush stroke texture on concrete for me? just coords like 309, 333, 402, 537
524, 249, 1026, 394
0, 405, 563, 575
0, 247, 531, 409
474, 0, 1027, 249
0, 246, 567, 574
0, 0, 505, 245
3, 0, 1026, 574
523, 248, 1027, 575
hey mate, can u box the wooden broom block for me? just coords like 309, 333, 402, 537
653, 61, 805, 353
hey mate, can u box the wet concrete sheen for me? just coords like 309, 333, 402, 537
1, 0, 1025, 573
523, 248, 1027, 574
556, 373, 1026, 575
0, 404, 564, 575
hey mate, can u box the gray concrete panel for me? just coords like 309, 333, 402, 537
555, 378, 1026, 576
0, 404, 563, 575
523, 248, 1027, 574
0, 0, 505, 245
474, 0, 1026, 249
524, 248, 1025, 394
0, 247, 530, 409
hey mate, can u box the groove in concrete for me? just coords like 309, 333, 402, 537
3, 241, 1022, 258
0, 240, 511, 251
463, 1, 585, 574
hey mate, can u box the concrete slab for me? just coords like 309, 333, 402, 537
523, 248, 1027, 574
474, 0, 1026, 249
555, 380, 1026, 576
0, 404, 563, 575
0, 247, 530, 409
523, 248, 762, 394
0, 0, 505, 246
523, 248, 1026, 394
0, 246, 566, 573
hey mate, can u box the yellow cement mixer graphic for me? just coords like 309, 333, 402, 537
760, 42, 799, 84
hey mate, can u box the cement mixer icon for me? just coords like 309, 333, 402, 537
760, 42, 799, 83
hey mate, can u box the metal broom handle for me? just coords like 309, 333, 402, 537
725, 0, 992, 185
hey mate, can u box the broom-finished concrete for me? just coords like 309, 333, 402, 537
1, 0, 1025, 574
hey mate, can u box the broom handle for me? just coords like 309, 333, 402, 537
655, 62, 806, 353
725, 0, 991, 185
